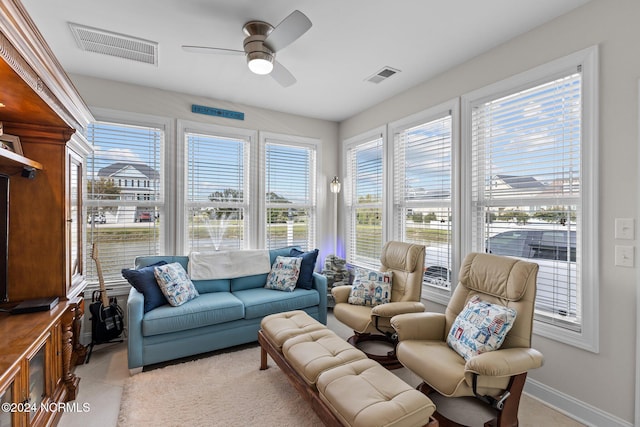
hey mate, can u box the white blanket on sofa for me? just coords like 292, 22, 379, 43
188, 250, 272, 280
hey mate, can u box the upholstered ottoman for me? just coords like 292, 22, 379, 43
260, 310, 327, 369
258, 310, 439, 427
283, 328, 367, 386
317, 358, 437, 427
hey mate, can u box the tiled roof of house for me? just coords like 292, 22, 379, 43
495, 174, 546, 189
97, 162, 160, 180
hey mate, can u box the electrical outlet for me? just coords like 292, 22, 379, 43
615, 218, 634, 240
615, 245, 634, 267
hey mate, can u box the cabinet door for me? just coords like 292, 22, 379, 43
26, 341, 47, 425
67, 149, 84, 297
0, 365, 22, 427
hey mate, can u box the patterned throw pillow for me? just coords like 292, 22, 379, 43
446, 296, 517, 361
347, 267, 392, 307
264, 256, 302, 292
153, 262, 200, 306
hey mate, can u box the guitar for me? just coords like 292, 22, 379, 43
89, 243, 124, 346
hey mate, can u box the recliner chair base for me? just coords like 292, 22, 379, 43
415, 373, 527, 427
347, 333, 404, 370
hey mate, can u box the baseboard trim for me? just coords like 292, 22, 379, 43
524, 378, 633, 427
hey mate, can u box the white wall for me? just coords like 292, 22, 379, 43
339, 0, 638, 424
71, 74, 340, 264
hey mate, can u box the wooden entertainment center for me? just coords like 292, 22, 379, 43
0, 1, 93, 425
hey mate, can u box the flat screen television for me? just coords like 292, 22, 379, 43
0, 174, 8, 302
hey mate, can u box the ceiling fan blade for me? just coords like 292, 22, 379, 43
182, 45, 244, 55
270, 60, 296, 87
264, 10, 312, 52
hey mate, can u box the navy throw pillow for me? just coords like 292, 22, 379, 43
122, 260, 168, 313
290, 248, 319, 290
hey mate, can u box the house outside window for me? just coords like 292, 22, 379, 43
86, 115, 166, 286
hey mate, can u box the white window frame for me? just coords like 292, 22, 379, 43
258, 132, 319, 250
343, 126, 387, 269
176, 120, 258, 253
461, 46, 599, 352
388, 99, 460, 306
86, 107, 174, 292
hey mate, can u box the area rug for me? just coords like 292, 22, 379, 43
117, 346, 323, 427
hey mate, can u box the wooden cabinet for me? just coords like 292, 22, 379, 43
0, 0, 94, 302
0, 301, 79, 427
3, 125, 91, 302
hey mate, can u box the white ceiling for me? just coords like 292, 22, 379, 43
20, 0, 590, 122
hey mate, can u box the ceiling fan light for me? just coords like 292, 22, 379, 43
247, 52, 274, 75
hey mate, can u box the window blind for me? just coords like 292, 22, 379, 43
186, 132, 250, 251
264, 140, 316, 250
86, 121, 164, 284
346, 136, 383, 268
394, 114, 453, 289
470, 71, 582, 329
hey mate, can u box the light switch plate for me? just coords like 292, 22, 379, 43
615, 245, 634, 267
615, 218, 634, 240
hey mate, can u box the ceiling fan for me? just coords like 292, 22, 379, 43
182, 10, 312, 87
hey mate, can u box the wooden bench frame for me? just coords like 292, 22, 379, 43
258, 329, 439, 427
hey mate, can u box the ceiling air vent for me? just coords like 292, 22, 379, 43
365, 66, 401, 84
69, 23, 158, 66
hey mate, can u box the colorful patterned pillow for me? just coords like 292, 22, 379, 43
264, 256, 302, 292
153, 262, 200, 306
446, 296, 517, 360
347, 267, 392, 307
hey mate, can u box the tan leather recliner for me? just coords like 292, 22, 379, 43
392, 252, 544, 426
332, 241, 426, 368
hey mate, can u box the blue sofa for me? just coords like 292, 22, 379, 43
126, 247, 327, 372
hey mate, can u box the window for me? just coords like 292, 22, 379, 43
86, 116, 166, 286
183, 125, 255, 252
86, 116, 322, 289
345, 129, 385, 268
390, 101, 458, 298
463, 46, 598, 351
262, 133, 317, 250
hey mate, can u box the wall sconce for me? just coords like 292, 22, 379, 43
330, 176, 341, 194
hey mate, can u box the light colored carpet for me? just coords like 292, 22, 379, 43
117, 346, 323, 427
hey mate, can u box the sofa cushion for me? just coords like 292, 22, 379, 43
122, 260, 168, 313
193, 278, 231, 294
141, 292, 244, 337
265, 256, 302, 292
290, 248, 319, 290
230, 273, 269, 292
135, 256, 188, 270
233, 288, 320, 320
154, 262, 200, 306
